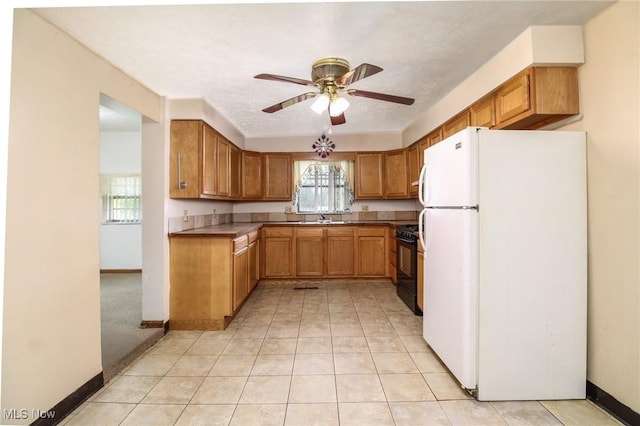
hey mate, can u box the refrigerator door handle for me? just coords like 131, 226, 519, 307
426, 205, 479, 210
418, 208, 428, 252
418, 164, 427, 207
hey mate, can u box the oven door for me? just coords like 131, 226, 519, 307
396, 237, 421, 315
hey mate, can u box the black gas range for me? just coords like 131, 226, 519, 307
395, 224, 422, 315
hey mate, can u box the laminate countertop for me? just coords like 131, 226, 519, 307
168, 220, 417, 238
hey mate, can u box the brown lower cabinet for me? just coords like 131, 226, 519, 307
170, 224, 391, 330
295, 228, 324, 277
232, 241, 248, 312
356, 227, 387, 276
389, 226, 397, 284
169, 231, 260, 330
262, 227, 295, 278
248, 231, 260, 291
326, 227, 356, 276
261, 225, 387, 279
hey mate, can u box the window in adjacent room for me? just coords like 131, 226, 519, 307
100, 174, 142, 224
294, 160, 354, 213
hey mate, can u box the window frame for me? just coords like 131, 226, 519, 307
294, 162, 353, 214
100, 174, 142, 225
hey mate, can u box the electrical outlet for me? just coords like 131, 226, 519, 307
213, 208, 217, 218
285, 206, 292, 214
361, 205, 369, 212
183, 210, 188, 222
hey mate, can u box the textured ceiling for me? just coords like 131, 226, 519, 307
34, 1, 613, 138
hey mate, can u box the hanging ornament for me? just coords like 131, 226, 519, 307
312, 134, 335, 158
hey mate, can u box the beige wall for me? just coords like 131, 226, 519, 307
3, 9, 165, 423
558, 1, 639, 413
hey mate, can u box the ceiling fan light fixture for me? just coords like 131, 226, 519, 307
310, 93, 330, 114
329, 96, 349, 117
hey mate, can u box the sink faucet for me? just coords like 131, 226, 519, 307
320, 213, 326, 220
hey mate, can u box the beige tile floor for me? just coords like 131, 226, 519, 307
62, 282, 623, 426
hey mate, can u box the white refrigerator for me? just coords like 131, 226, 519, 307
418, 127, 587, 401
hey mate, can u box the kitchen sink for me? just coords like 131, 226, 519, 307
301, 220, 351, 225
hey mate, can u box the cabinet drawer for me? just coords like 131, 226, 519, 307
247, 231, 259, 244
263, 227, 293, 237
357, 227, 386, 237
233, 235, 248, 252
296, 227, 324, 237
326, 227, 354, 237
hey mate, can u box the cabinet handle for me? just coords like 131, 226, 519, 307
177, 152, 187, 189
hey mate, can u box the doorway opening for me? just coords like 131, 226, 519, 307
99, 94, 162, 381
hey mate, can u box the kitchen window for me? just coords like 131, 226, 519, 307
293, 160, 354, 214
100, 174, 142, 224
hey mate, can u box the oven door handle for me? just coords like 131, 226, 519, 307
397, 236, 416, 245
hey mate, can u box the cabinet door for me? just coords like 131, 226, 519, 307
229, 144, 242, 199
264, 153, 292, 200
470, 95, 496, 128
496, 69, 531, 125
426, 128, 442, 147
249, 239, 260, 291
170, 120, 203, 198
295, 228, 324, 277
356, 227, 387, 276
326, 227, 355, 276
442, 111, 471, 139
262, 227, 294, 278
384, 149, 409, 198
242, 151, 263, 199
355, 153, 384, 199
233, 246, 249, 312
169, 236, 233, 330
407, 144, 420, 198
216, 137, 230, 197
417, 135, 430, 172
202, 125, 217, 196
389, 229, 397, 284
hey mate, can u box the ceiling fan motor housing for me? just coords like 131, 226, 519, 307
311, 58, 350, 86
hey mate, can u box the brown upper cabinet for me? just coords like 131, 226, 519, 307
384, 149, 409, 198
170, 120, 239, 200
356, 150, 413, 200
355, 152, 385, 199
170, 120, 213, 199
407, 144, 420, 197
409, 65, 579, 184
442, 110, 471, 139
202, 124, 218, 197
171, 66, 578, 201
241, 151, 264, 199
263, 153, 293, 200
470, 95, 497, 128
216, 136, 230, 198
229, 144, 242, 199
494, 67, 579, 129
170, 120, 291, 201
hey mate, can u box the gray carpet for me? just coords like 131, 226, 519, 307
100, 273, 163, 381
